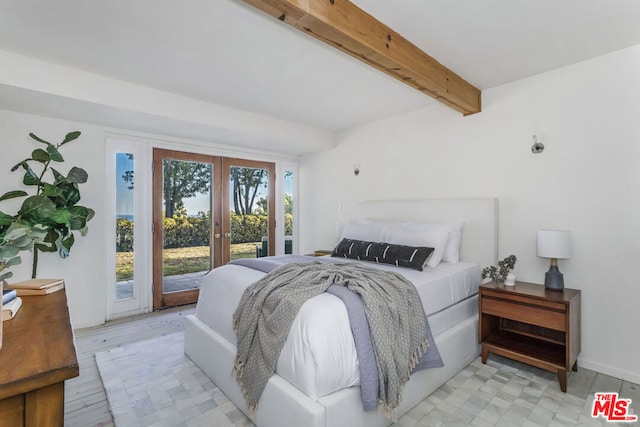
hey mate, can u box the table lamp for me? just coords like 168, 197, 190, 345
537, 230, 571, 290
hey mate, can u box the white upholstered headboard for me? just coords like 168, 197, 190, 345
354, 198, 498, 268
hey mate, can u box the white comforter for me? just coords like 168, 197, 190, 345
195, 259, 480, 399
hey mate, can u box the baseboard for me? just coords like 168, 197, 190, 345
579, 357, 640, 385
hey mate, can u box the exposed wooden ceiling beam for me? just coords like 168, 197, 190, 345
243, 0, 481, 115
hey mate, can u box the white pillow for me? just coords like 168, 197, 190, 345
340, 222, 386, 242
384, 226, 450, 267
362, 218, 408, 228
408, 222, 464, 263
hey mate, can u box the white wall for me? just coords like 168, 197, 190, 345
299, 45, 640, 384
0, 111, 108, 328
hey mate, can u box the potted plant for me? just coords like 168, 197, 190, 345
0, 131, 94, 278
482, 254, 517, 285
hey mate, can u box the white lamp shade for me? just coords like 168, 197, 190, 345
537, 230, 572, 259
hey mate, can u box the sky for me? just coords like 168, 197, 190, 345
115, 152, 134, 217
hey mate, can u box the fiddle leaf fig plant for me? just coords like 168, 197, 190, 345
0, 222, 49, 282
0, 131, 94, 278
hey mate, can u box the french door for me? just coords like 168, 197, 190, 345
152, 149, 275, 309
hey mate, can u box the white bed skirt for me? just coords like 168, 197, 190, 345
184, 313, 480, 427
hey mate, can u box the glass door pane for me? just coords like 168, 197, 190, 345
116, 152, 135, 300
161, 158, 212, 293
224, 160, 275, 264
284, 169, 294, 255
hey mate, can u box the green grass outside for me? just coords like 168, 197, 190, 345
115, 242, 258, 281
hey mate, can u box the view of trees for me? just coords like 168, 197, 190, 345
231, 166, 267, 215
115, 155, 293, 284
161, 161, 211, 218
122, 162, 269, 218
116, 212, 293, 251
256, 193, 292, 216
117, 160, 293, 250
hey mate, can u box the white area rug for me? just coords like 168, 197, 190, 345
96, 332, 630, 426
95, 332, 253, 427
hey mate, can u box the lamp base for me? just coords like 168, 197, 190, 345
544, 265, 564, 290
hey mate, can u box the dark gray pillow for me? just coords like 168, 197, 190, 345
331, 238, 434, 271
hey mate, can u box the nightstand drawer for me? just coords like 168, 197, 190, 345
481, 289, 567, 311
482, 297, 566, 331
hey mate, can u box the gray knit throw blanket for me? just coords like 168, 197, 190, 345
232, 262, 429, 418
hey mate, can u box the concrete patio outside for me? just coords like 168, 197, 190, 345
115, 271, 209, 300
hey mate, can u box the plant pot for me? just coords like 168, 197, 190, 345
504, 273, 516, 286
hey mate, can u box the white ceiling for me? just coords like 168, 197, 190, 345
1, 0, 640, 152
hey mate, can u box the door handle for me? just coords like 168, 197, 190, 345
214, 233, 221, 239
224, 232, 231, 238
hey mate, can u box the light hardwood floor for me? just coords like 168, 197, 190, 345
64, 304, 196, 427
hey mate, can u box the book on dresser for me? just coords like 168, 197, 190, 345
2, 296, 22, 321
6, 278, 65, 296
2, 288, 17, 305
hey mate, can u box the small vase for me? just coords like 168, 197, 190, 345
504, 273, 516, 286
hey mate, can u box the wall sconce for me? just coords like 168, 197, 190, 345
353, 164, 360, 176
531, 135, 544, 154
537, 229, 571, 290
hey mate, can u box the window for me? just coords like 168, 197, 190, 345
284, 168, 294, 254
115, 152, 135, 300
106, 139, 151, 320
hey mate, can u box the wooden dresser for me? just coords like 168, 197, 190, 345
0, 290, 79, 426
479, 281, 581, 392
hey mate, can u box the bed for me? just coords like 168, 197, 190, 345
185, 198, 498, 427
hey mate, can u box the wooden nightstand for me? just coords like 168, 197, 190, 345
312, 250, 333, 257
478, 281, 581, 392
